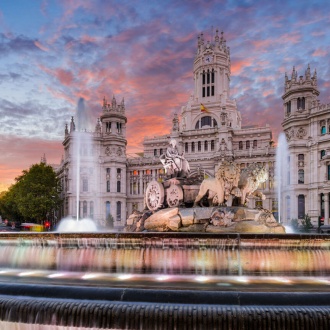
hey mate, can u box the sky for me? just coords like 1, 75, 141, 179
0, 0, 330, 192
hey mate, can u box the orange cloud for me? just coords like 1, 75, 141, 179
34, 40, 49, 52
231, 59, 254, 74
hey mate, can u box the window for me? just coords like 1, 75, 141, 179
154, 149, 157, 156
198, 141, 201, 151
246, 141, 250, 149
106, 201, 111, 219
160, 148, 163, 155
321, 126, 326, 135
107, 180, 110, 192
191, 142, 195, 152
204, 141, 208, 151
321, 150, 326, 159
297, 97, 305, 110
253, 140, 257, 149
117, 168, 121, 178
298, 154, 304, 161
298, 195, 305, 219
117, 181, 121, 193
202, 69, 215, 97
201, 116, 212, 127
106, 122, 111, 133
83, 201, 87, 218
286, 101, 291, 115
298, 169, 304, 184
106, 168, 110, 175
327, 165, 330, 180
82, 178, 88, 192
116, 201, 122, 221
185, 143, 188, 153
211, 140, 215, 151
239, 141, 243, 150
195, 121, 200, 129
213, 119, 218, 127
320, 193, 325, 219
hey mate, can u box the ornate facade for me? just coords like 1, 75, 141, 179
57, 31, 330, 228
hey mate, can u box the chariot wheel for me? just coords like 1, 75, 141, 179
166, 184, 183, 208
145, 180, 165, 211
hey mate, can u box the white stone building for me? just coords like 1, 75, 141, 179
57, 31, 330, 228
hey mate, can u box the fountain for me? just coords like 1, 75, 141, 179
56, 98, 98, 233
275, 132, 290, 224
0, 140, 330, 329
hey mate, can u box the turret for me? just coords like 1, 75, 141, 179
282, 65, 320, 120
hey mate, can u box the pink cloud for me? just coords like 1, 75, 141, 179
312, 49, 327, 57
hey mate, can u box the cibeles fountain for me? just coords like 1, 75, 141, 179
0, 138, 330, 329
126, 138, 285, 234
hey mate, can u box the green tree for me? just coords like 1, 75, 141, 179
0, 163, 61, 224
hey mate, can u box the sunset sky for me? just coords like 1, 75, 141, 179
1, 0, 330, 191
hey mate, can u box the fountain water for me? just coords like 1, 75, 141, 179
275, 132, 290, 223
56, 98, 98, 232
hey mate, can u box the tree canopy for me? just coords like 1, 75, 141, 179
0, 162, 61, 223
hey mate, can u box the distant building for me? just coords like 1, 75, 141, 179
57, 31, 330, 228
282, 65, 330, 225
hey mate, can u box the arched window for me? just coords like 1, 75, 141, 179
239, 141, 243, 150
191, 142, 195, 152
298, 169, 304, 184
160, 149, 163, 155
204, 141, 208, 151
116, 201, 122, 221
321, 150, 326, 159
253, 140, 257, 149
106, 180, 110, 192
154, 149, 157, 156
246, 141, 250, 149
298, 195, 305, 219
117, 181, 121, 192
213, 119, 218, 127
185, 143, 188, 153
195, 120, 200, 129
198, 141, 201, 152
321, 126, 326, 135
201, 116, 212, 127
298, 154, 304, 161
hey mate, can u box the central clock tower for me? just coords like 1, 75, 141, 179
181, 30, 241, 132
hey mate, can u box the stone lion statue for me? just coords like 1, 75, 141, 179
194, 161, 241, 207
238, 163, 268, 206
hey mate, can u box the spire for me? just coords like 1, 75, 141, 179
103, 96, 107, 108
70, 116, 75, 132
112, 95, 117, 108
65, 123, 69, 137
305, 64, 311, 80
215, 29, 220, 43
291, 66, 296, 81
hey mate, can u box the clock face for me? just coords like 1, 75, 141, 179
204, 55, 212, 63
